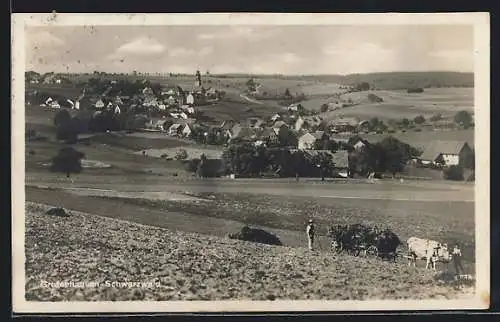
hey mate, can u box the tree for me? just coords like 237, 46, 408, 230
54, 110, 79, 143
246, 78, 256, 92
54, 109, 71, 128
443, 165, 464, 181
277, 127, 298, 147
197, 154, 208, 178
284, 88, 292, 98
413, 115, 426, 125
50, 147, 85, 178
454, 110, 473, 128
355, 82, 370, 91
401, 118, 410, 128
377, 137, 420, 177
320, 104, 329, 113
430, 113, 443, 122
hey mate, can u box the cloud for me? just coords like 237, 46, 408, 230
198, 46, 214, 56
428, 49, 472, 59
282, 53, 302, 64
197, 27, 274, 41
115, 36, 166, 55
168, 47, 196, 57
323, 42, 392, 56
167, 46, 214, 57
28, 31, 65, 48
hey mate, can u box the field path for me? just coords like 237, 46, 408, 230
239, 93, 264, 105
25, 173, 474, 202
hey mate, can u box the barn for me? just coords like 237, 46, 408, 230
419, 140, 474, 168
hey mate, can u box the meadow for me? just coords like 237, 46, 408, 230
299, 87, 474, 122
25, 202, 475, 301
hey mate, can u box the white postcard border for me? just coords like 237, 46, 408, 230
11, 12, 490, 313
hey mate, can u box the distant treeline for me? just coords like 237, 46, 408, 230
28, 71, 474, 90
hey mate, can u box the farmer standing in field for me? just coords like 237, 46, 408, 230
452, 243, 465, 275
306, 219, 315, 251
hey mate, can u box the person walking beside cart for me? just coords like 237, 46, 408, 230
306, 219, 315, 251
452, 243, 465, 275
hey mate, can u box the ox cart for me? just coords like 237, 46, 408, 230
328, 224, 402, 262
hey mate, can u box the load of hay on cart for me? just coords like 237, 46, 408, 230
327, 224, 402, 262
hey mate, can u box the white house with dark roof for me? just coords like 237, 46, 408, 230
298, 132, 316, 150
95, 99, 105, 109
419, 140, 474, 168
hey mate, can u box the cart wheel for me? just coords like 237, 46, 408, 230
366, 246, 378, 257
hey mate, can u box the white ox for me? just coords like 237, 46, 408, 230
407, 237, 451, 271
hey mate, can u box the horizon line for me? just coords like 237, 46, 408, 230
26, 70, 474, 77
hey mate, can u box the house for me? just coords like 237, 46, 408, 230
329, 117, 360, 133
295, 116, 306, 132
168, 123, 184, 136
206, 87, 217, 98
186, 93, 195, 106
142, 87, 154, 96
161, 85, 185, 105
95, 99, 105, 109
298, 132, 317, 150
329, 135, 350, 149
272, 121, 289, 135
144, 97, 158, 107
287, 103, 302, 112
352, 137, 369, 151
50, 100, 61, 109
419, 140, 474, 168
248, 118, 265, 129
311, 131, 328, 142
270, 113, 281, 122
45, 97, 53, 105
182, 124, 193, 137
226, 124, 256, 141
331, 150, 350, 177
258, 128, 279, 143
307, 116, 324, 129
114, 96, 123, 105
358, 120, 371, 132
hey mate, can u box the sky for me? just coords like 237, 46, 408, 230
25, 25, 474, 75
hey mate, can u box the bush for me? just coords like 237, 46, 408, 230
45, 207, 70, 217
443, 165, 464, 181
367, 93, 383, 103
407, 87, 424, 93
454, 110, 473, 129
228, 226, 283, 246
413, 115, 426, 125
